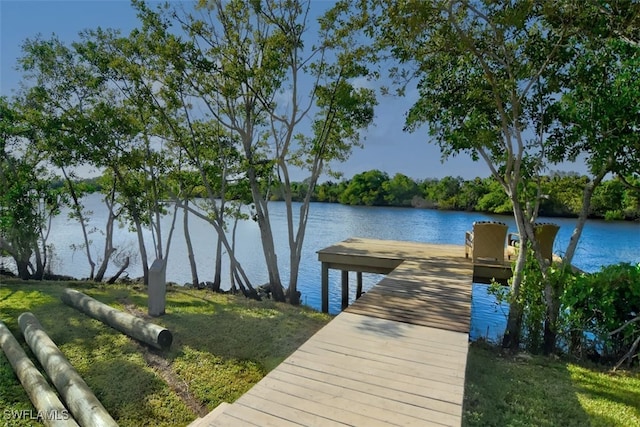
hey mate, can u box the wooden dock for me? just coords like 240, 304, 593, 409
192, 238, 507, 427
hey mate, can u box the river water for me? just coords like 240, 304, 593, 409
26, 194, 640, 341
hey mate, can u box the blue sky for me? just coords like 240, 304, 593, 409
1, 0, 586, 181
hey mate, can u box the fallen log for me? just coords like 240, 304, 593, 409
0, 320, 79, 427
60, 288, 172, 350
18, 312, 117, 427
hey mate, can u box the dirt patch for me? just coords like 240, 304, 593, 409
117, 297, 209, 417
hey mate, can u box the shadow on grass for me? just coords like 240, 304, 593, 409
463, 343, 592, 427
568, 364, 640, 427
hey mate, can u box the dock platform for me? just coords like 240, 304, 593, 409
192, 238, 509, 426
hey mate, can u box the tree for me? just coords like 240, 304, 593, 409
548, 1, 640, 264
133, 0, 375, 303
79, 7, 261, 294
16, 35, 140, 282
0, 97, 59, 279
382, 173, 419, 207
339, 169, 389, 206
539, 1, 640, 352
331, 0, 640, 352
333, 0, 575, 349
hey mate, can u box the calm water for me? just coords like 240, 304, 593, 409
32, 194, 640, 341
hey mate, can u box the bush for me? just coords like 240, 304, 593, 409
604, 209, 624, 221
561, 263, 640, 364
489, 248, 566, 353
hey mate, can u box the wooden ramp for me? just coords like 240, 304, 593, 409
193, 238, 474, 427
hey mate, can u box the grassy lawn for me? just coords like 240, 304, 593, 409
0, 280, 330, 426
1, 280, 638, 426
464, 343, 640, 427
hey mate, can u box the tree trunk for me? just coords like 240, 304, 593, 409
179, 200, 257, 297
94, 198, 117, 282
254, 197, 285, 301
16, 259, 31, 280
213, 237, 222, 292
563, 169, 607, 266
31, 243, 45, 280
543, 314, 558, 355
107, 256, 130, 284
133, 215, 150, 285
287, 254, 301, 305
212, 197, 227, 292
502, 245, 527, 350
62, 167, 95, 280
182, 200, 199, 288
502, 193, 530, 350
246, 161, 285, 301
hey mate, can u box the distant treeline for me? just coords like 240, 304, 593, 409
273, 170, 640, 221
62, 169, 640, 221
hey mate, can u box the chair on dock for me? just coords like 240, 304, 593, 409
508, 222, 560, 263
465, 221, 508, 264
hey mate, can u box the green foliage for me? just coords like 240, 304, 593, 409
540, 173, 588, 217
489, 249, 577, 353
475, 179, 512, 214
382, 173, 420, 207
338, 169, 389, 206
561, 263, 640, 363
548, 30, 640, 185
311, 170, 640, 220
0, 97, 61, 279
592, 180, 633, 220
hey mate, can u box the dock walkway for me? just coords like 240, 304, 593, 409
193, 238, 484, 426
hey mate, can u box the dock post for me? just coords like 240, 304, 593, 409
341, 270, 349, 310
321, 262, 329, 313
356, 272, 363, 299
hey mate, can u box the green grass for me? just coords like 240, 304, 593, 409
2, 280, 639, 426
0, 280, 330, 426
463, 342, 640, 427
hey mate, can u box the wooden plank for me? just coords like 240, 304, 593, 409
302, 317, 468, 365
235, 391, 352, 427
188, 402, 230, 427
299, 332, 468, 372
284, 348, 465, 403
202, 412, 261, 427
322, 261, 398, 275
321, 262, 329, 313
341, 270, 349, 310
213, 404, 301, 427
295, 336, 467, 380
350, 291, 471, 315
250, 372, 449, 427
239, 383, 393, 427
345, 303, 470, 332
356, 289, 471, 310
276, 362, 462, 418
329, 312, 469, 348
321, 322, 469, 353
